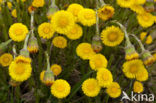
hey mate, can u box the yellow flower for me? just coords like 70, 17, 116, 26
106, 82, 121, 98
125, 52, 139, 61
14, 55, 31, 64
0, 53, 13, 67
32, 0, 44, 8
16, 0, 26, 3
9, 23, 28, 42
51, 10, 75, 34
82, 78, 101, 97
135, 0, 146, 5
96, 68, 113, 88
78, 8, 96, 26
11, 9, 17, 18
9, 61, 32, 82
136, 67, 148, 81
76, 43, 95, 60
130, 5, 145, 14
65, 24, 83, 40
133, 81, 144, 93
40, 70, 54, 86
52, 36, 67, 49
117, 0, 135, 8
98, 5, 114, 21
122, 59, 146, 79
137, 12, 155, 28
67, 3, 84, 21
7, 2, 12, 10
51, 79, 71, 99
89, 54, 108, 71
38, 22, 55, 39
51, 64, 62, 76
28, 6, 36, 14
143, 56, 155, 66
101, 26, 124, 47
0, 0, 3, 4
153, 53, 156, 61
140, 32, 153, 45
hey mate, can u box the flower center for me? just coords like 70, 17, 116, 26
14, 63, 25, 75
59, 18, 69, 27
84, 13, 94, 19
83, 48, 91, 54
56, 85, 64, 92
43, 27, 50, 34
94, 59, 102, 67
15, 29, 23, 35
71, 28, 77, 34
108, 32, 118, 42
130, 65, 138, 73
88, 83, 95, 91
111, 87, 118, 93
143, 15, 149, 21
102, 74, 109, 81
102, 8, 111, 15
3, 57, 10, 63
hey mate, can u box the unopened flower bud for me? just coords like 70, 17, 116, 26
142, 50, 155, 66
27, 36, 39, 53
125, 45, 139, 61
144, 1, 155, 12
47, 4, 59, 20
43, 70, 55, 86
92, 35, 103, 53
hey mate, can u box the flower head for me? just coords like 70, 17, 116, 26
82, 78, 101, 97
122, 59, 146, 79
27, 36, 39, 53
141, 50, 155, 66
52, 36, 67, 49
9, 61, 32, 82
106, 82, 121, 98
137, 12, 155, 28
78, 8, 96, 26
76, 43, 95, 60
0, 53, 13, 67
101, 26, 124, 47
65, 24, 83, 40
67, 3, 84, 21
130, 5, 145, 14
96, 68, 113, 88
133, 81, 144, 93
51, 64, 62, 76
51, 10, 75, 34
9, 23, 28, 42
38, 22, 55, 39
117, 0, 135, 8
14, 55, 31, 64
98, 5, 114, 21
32, 0, 45, 8
89, 54, 108, 71
51, 79, 71, 99
125, 45, 139, 61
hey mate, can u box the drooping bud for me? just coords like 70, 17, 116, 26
20, 48, 30, 57
125, 45, 139, 61
144, 0, 155, 12
92, 35, 103, 53
43, 70, 55, 86
0, 39, 12, 55
47, 0, 59, 20
9, 78, 21, 87
141, 50, 155, 66
27, 35, 39, 53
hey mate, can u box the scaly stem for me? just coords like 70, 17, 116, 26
13, 45, 17, 58
96, 0, 100, 35
45, 51, 51, 71
130, 34, 145, 52
23, 33, 30, 50
30, 11, 34, 36
51, 0, 56, 7
99, 0, 106, 6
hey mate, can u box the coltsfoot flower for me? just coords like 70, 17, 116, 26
125, 45, 139, 61
89, 54, 108, 71
76, 43, 95, 60
117, 0, 135, 8
140, 32, 153, 45
51, 10, 75, 34
0, 53, 13, 67
96, 68, 113, 88
78, 8, 96, 26
133, 81, 144, 93
67, 3, 84, 21
82, 78, 101, 97
51, 79, 71, 99
9, 23, 28, 42
141, 50, 155, 66
32, 0, 45, 8
52, 36, 67, 49
106, 82, 121, 98
38, 22, 55, 39
50, 64, 62, 76
101, 26, 124, 47
98, 5, 114, 21
65, 24, 83, 40
27, 36, 39, 53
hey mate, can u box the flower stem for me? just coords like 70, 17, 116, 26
45, 51, 51, 71
130, 34, 145, 52
99, 0, 106, 6
96, 0, 100, 35
23, 33, 30, 50
13, 45, 17, 58
30, 11, 34, 36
